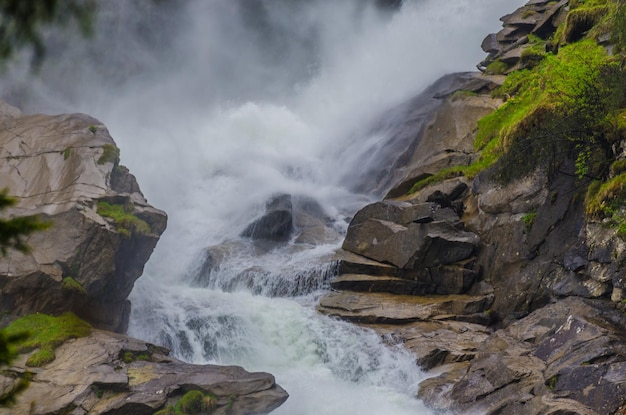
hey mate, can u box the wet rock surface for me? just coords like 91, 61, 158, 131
320, 3, 626, 411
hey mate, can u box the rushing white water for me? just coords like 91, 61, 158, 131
1, 0, 526, 413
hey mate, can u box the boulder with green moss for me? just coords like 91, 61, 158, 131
0, 101, 167, 332
0, 328, 287, 415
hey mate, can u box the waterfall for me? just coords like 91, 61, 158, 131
1, 0, 526, 413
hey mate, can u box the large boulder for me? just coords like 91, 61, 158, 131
0, 101, 167, 332
0, 330, 288, 415
241, 194, 293, 242
341, 200, 480, 295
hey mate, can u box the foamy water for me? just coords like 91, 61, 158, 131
1, 1, 526, 413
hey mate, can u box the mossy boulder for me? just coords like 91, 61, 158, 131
0, 101, 167, 332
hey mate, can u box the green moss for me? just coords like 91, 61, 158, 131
62, 148, 71, 160
409, 138, 500, 194
485, 60, 509, 75
121, 350, 152, 363
585, 173, 626, 239
178, 390, 204, 414
153, 390, 220, 415
546, 374, 560, 391
61, 277, 87, 295
520, 35, 549, 68
88, 125, 97, 134
610, 159, 626, 176
97, 201, 151, 237
586, 173, 626, 216
522, 211, 538, 232
97, 144, 120, 165
521, 9, 538, 19
563, 5, 609, 43
26, 346, 55, 367
450, 90, 478, 101
4, 312, 91, 367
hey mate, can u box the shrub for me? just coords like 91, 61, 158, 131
97, 144, 120, 165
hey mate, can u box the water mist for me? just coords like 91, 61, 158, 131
0, 1, 526, 413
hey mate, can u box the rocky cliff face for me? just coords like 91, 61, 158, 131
0, 101, 289, 414
0, 101, 166, 333
320, 1, 626, 414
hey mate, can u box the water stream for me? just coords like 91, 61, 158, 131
1, 1, 526, 413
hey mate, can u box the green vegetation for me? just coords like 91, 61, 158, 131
450, 89, 478, 101
97, 144, 120, 165
491, 38, 623, 183
522, 211, 538, 232
485, 60, 509, 75
97, 201, 151, 237
0, 189, 51, 255
3, 312, 91, 368
0, 0, 95, 69
563, 5, 609, 43
121, 350, 151, 364
0, 190, 50, 404
546, 374, 560, 391
520, 35, 549, 68
408, 0, 626, 246
154, 390, 220, 415
61, 276, 87, 295
62, 147, 71, 160
586, 173, 626, 237
88, 125, 97, 134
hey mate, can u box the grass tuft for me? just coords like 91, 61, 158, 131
97, 201, 151, 237
97, 144, 120, 165
4, 312, 91, 367
61, 277, 87, 295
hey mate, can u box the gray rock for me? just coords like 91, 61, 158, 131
342, 217, 478, 271
318, 291, 492, 325
241, 194, 293, 242
0, 330, 288, 415
422, 298, 626, 415
0, 102, 167, 332
481, 33, 501, 55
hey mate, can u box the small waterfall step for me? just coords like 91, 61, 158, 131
317, 291, 492, 325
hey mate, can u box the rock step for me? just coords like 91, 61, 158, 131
371, 320, 492, 371
334, 249, 401, 277
330, 273, 436, 295
318, 291, 492, 325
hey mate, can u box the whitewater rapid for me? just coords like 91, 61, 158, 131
1, 0, 526, 413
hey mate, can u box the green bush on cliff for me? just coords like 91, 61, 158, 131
4, 312, 91, 367
97, 201, 151, 237
0, 189, 51, 255
585, 172, 626, 238
97, 144, 120, 165
488, 38, 623, 183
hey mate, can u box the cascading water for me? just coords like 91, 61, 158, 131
1, 0, 526, 413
